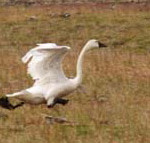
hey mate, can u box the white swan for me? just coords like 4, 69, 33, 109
1, 39, 106, 109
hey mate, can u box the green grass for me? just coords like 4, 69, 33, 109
0, 5, 150, 143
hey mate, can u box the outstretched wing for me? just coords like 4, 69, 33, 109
22, 43, 70, 83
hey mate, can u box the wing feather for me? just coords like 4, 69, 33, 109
22, 43, 70, 83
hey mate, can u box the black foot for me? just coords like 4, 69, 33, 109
48, 98, 69, 108
13, 102, 24, 109
55, 98, 69, 105
0, 97, 24, 110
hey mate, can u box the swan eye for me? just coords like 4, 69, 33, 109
98, 41, 107, 48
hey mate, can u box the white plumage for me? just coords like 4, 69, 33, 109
6, 39, 106, 108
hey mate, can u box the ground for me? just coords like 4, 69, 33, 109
0, 2, 150, 143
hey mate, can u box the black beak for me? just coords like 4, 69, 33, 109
98, 41, 107, 48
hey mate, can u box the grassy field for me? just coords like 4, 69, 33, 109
0, 4, 150, 143
0, 0, 149, 6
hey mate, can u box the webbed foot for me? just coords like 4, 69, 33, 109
48, 98, 69, 108
0, 97, 24, 110
55, 98, 69, 105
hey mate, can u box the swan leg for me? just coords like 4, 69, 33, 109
47, 97, 55, 108
13, 102, 24, 109
0, 90, 29, 110
0, 97, 24, 110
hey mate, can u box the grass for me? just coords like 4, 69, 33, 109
0, 4, 150, 143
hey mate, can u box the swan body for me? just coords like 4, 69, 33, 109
5, 39, 107, 108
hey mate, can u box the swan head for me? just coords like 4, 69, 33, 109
85, 39, 107, 51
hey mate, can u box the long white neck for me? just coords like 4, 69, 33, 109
73, 43, 89, 86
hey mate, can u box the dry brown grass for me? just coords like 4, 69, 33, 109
0, 4, 150, 143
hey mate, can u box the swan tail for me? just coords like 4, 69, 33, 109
6, 91, 27, 98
